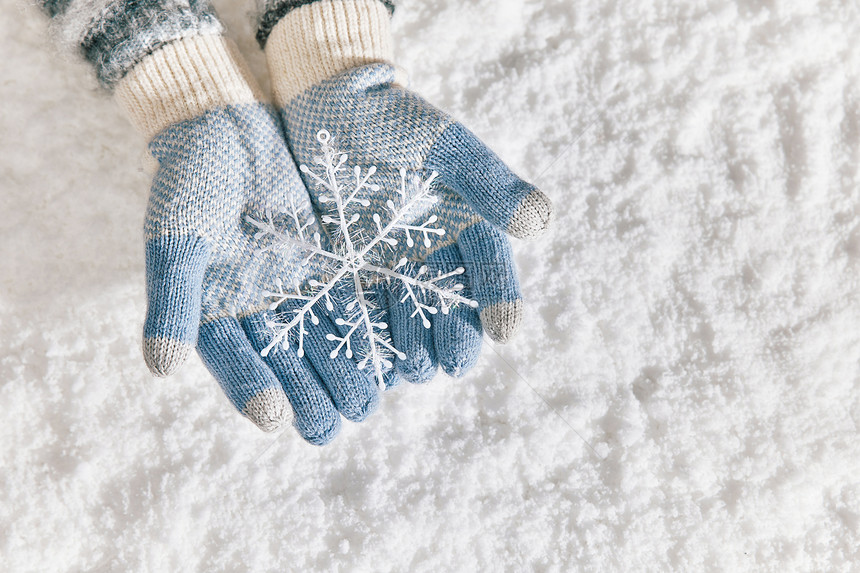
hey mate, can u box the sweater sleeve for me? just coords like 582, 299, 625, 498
255, 0, 394, 48
38, 0, 223, 89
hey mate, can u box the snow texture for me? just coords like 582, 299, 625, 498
2, 0, 859, 570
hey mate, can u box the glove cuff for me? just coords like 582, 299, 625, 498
265, 0, 394, 106
115, 35, 265, 140
256, 0, 395, 49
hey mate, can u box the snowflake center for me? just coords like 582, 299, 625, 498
345, 254, 365, 273
249, 129, 477, 390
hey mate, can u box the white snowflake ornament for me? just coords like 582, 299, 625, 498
246, 130, 477, 389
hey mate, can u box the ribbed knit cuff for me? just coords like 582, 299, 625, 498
115, 35, 264, 140
264, 0, 394, 106
256, 0, 395, 48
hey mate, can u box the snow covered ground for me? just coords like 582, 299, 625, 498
2, 0, 859, 570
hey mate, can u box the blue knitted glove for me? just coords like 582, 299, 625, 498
261, 0, 552, 383
115, 35, 379, 441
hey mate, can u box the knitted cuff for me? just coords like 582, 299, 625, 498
256, 0, 395, 48
115, 35, 264, 140
264, 0, 394, 106
40, 0, 223, 89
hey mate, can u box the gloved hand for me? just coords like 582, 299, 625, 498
261, 0, 553, 383
117, 34, 380, 442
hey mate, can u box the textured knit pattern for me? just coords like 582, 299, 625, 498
145, 103, 313, 319
283, 65, 482, 261
256, 0, 395, 48
266, 0, 553, 379
39, 0, 223, 88
105, 31, 381, 439
145, 101, 380, 439
277, 62, 539, 378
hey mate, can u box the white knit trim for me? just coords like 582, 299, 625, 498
114, 35, 264, 139
265, 0, 394, 106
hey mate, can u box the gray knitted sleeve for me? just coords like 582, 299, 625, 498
38, 0, 223, 89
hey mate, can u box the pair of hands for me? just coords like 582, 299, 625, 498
136, 33, 551, 444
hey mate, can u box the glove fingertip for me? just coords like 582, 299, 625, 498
143, 337, 193, 377
480, 299, 524, 344
299, 412, 341, 446
242, 387, 291, 432
507, 189, 554, 239
397, 351, 438, 384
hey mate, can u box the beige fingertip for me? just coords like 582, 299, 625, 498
143, 337, 193, 377
242, 387, 291, 432
507, 189, 554, 239
480, 299, 525, 343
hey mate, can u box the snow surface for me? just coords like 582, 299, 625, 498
2, 0, 860, 570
